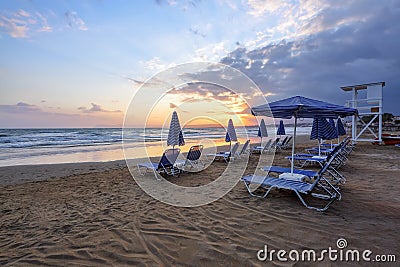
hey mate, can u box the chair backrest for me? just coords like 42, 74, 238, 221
310, 147, 342, 190
230, 142, 240, 156
325, 141, 344, 161
284, 136, 292, 146
280, 136, 289, 145
186, 145, 203, 161
271, 137, 280, 147
238, 140, 250, 155
158, 148, 180, 169
263, 139, 272, 150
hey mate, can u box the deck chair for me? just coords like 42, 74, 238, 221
287, 142, 348, 184
269, 137, 280, 150
276, 136, 289, 151
209, 142, 239, 163
306, 147, 335, 155
241, 150, 342, 211
261, 166, 318, 180
175, 145, 204, 171
235, 140, 250, 158
282, 136, 293, 149
137, 148, 181, 179
251, 139, 272, 154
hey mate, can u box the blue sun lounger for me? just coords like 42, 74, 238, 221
261, 166, 318, 179
175, 145, 204, 171
208, 142, 239, 163
137, 148, 181, 179
241, 149, 342, 211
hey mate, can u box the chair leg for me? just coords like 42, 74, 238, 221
294, 190, 337, 212
243, 182, 274, 198
137, 164, 147, 176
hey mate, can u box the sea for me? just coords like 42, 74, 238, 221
0, 127, 312, 167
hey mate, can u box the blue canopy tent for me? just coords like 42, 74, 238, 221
251, 96, 357, 174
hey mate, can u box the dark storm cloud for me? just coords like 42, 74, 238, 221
220, 0, 400, 114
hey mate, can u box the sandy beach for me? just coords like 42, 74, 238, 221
1, 139, 399, 266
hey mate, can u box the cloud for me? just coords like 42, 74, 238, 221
78, 103, 121, 113
0, 102, 74, 117
0, 102, 41, 113
65, 11, 88, 31
0, 102, 124, 127
219, 0, 400, 112
247, 0, 290, 17
0, 9, 52, 38
167, 83, 250, 114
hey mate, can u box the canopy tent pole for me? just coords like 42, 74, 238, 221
290, 116, 297, 174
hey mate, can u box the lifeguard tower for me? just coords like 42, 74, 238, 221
341, 82, 385, 143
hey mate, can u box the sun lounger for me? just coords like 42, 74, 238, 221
241, 150, 342, 211
281, 136, 292, 149
286, 139, 352, 184
251, 139, 272, 154
262, 166, 318, 179
306, 147, 335, 155
235, 140, 250, 159
175, 145, 204, 171
270, 137, 280, 150
276, 136, 289, 151
137, 148, 181, 179
286, 154, 327, 168
208, 142, 239, 163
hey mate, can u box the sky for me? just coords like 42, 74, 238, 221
1, 0, 399, 128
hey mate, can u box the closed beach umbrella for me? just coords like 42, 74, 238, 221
329, 118, 339, 147
167, 111, 185, 149
257, 119, 268, 143
336, 117, 346, 144
310, 117, 337, 155
329, 119, 338, 138
277, 120, 286, 137
337, 118, 346, 136
225, 119, 237, 147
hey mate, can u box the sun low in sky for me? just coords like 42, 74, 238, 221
1, 0, 399, 128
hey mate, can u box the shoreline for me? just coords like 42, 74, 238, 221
0, 135, 313, 186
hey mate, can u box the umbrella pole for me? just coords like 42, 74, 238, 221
318, 139, 321, 156
290, 116, 297, 174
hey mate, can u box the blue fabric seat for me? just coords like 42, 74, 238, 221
137, 148, 181, 179
242, 175, 314, 194
175, 145, 204, 170
262, 166, 318, 178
